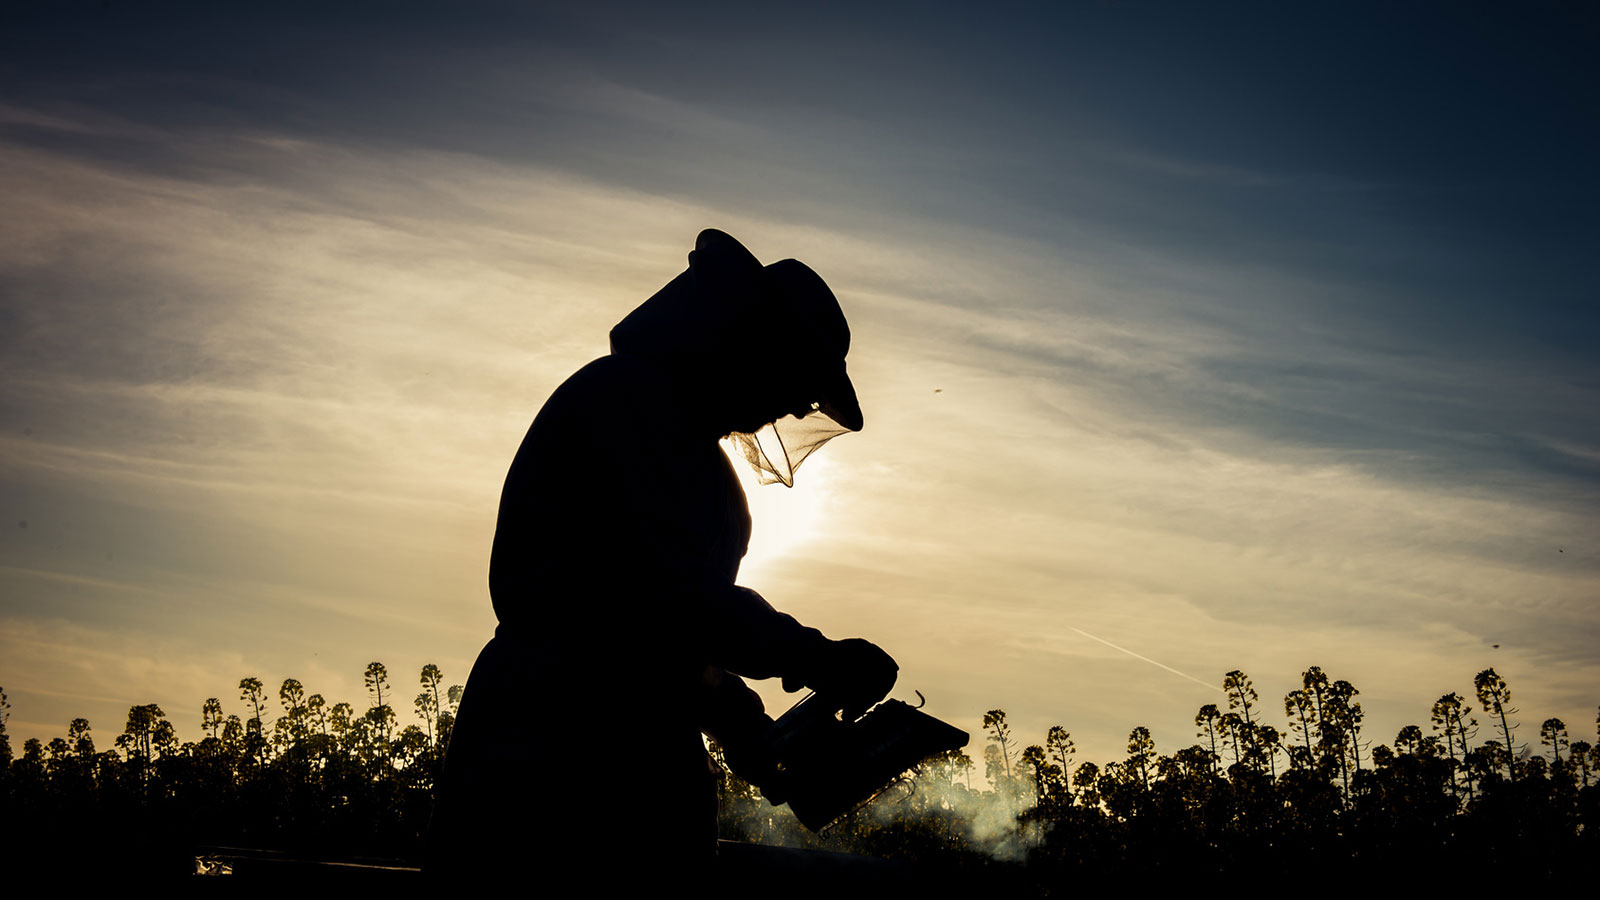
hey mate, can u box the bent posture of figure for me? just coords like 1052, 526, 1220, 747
428, 229, 897, 884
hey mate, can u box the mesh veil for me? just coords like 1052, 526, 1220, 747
612, 230, 861, 487
727, 408, 851, 487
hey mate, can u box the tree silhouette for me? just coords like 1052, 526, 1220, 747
1019, 744, 1057, 807
16, 738, 43, 784
1302, 666, 1338, 784
239, 677, 265, 731
115, 703, 168, 794
1125, 726, 1156, 791
201, 698, 224, 739
1395, 724, 1425, 756
1220, 712, 1246, 771
306, 694, 328, 737
1569, 740, 1592, 788
982, 709, 1014, 781
1474, 668, 1519, 780
0, 686, 12, 769
1045, 725, 1075, 804
1431, 692, 1477, 804
364, 663, 392, 747
417, 664, 443, 747
1283, 689, 1317, 771
1539, 718, 1569, 769
1257, 725, 1283, 779
1326, 679, 1364, 784
1196, 704, 1223, 774
1223, 670, 1261, 770
1072, 760, 1101, 810
330, 701, 353, 739
221, 714, 243, 750
279, 679, 307, 742
238, 677, 267, 765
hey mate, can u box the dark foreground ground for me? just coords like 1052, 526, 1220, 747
182, 841, 994, 895
14, 833, 1586, 893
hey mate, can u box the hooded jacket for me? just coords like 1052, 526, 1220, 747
430, 230, 867, 879
487, 229, 855, 685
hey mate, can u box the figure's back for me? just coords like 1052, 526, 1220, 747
488, 354, 752, 659
431, 356, 740, 882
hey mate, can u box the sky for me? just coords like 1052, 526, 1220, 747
2, 1, 1597, 771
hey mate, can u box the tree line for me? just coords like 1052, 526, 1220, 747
0, 661, 461, 864
2, 663, 1596, 884
714, 665, 1598, 886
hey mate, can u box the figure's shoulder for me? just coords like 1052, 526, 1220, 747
551, 355, 668, 404
535, 355, 672, 432
566, 353, 658, 386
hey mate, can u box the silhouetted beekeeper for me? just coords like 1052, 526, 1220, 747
428, 229, 897, 882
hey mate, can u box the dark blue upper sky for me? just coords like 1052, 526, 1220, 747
7, 1, 1594, 343
7, 2, 1596, 497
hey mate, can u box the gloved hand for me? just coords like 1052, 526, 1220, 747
783, 637, 898, 721
696, 666, 780, 788
720, 730, 779, 790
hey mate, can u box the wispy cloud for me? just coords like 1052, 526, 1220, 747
1, 5, 1596, 763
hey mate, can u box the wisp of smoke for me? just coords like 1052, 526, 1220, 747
856, 767, 1045, 863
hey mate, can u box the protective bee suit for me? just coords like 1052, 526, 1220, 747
428, 230, 897, 884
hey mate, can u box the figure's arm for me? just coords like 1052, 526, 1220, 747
700, 584, 827, 680
701, 583, 897, 721
694, 665, 779, 788
695, 664, 769, 746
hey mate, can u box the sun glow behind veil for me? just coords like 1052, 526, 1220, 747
727, 407, 852, 488
723, 434, 837, 577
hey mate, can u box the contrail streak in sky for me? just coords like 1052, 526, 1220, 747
1071, 628, 1222, 693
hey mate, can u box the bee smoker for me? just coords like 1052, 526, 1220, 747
757, 692, 969, 832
